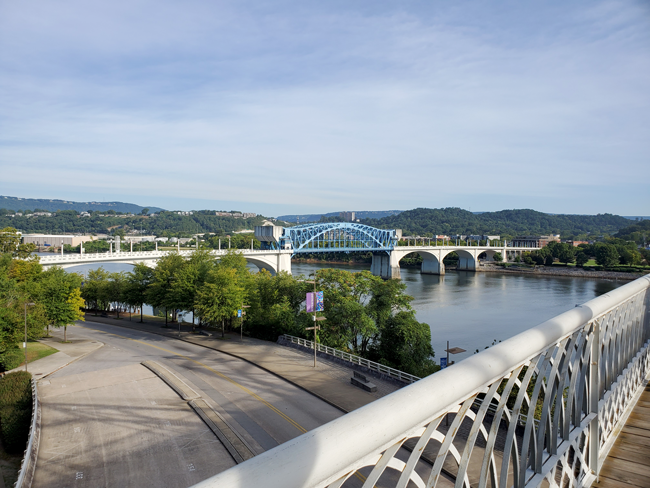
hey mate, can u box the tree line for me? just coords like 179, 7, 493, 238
0, 228, 85, 369
82, 250, 438, 377
515, 240, 649, 267
362, 207, 632, 240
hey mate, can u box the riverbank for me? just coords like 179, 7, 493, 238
478, 264, 648, 281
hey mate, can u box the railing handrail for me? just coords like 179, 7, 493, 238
15, 378, 39, 488
193, 274, 650, 488
279, 334, 420, 384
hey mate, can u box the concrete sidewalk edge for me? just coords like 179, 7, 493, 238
39, 341, 104, 380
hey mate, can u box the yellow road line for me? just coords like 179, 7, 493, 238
78, 325, 307, 433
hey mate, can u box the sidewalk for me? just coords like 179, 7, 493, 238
82, 314, 404, 412
8, 331, 104, 380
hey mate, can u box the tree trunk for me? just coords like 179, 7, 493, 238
64, 324, 67, 342
165, 308, 168, 326
129, 306, 132, 321
140, 304, 143, 323
221, 319, 224, 338
192, 308, 195, 332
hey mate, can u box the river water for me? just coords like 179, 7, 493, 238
61, 258, 624, 364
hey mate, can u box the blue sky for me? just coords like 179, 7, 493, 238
1, 0, 648, 216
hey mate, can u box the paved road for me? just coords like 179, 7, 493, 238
33, 320, 344, 487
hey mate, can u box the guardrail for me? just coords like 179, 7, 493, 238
194, 275, 650, 488
279, 334, 420, 384
15, 378, 40, 488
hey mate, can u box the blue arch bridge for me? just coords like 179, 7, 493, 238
38, 222, 539, 278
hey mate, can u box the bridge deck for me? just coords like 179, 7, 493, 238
593, 381, 650, 488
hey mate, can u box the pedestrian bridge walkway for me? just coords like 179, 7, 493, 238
593, 381, 650, 488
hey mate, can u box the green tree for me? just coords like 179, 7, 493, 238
315, 269, 380, 354
39, 267, 85, 341
0, 228, 21, 254
575, 251, 589, 267
595, 243, 619, 267
123, 264, 154, 322
195, 266, 245, 337
169, 251, 215, 329
146, 252, 185, 324
371, 311, 436, 377
493, 252, 503, 262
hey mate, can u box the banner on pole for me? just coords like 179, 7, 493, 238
440, 357, 447, 369
306, 292, 325, 313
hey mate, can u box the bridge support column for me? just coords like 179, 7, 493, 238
421, 258, 444, 275
457, 254, 476, 271
371, 252, 400, 279
276, 252, 292, 275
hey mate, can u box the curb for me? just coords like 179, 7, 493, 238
39, 340, 104, 380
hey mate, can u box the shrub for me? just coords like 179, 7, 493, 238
0, 371, 32, 453
0, 349, 24, 372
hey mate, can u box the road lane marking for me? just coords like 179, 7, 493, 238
77, 324, 307, 434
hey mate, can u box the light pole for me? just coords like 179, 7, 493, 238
24, 302, 35, 372
443, 341, 466, 426
300, 278, 326, 367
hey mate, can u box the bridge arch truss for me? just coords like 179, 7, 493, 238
282, 223, 397, 255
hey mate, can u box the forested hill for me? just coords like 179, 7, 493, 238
278, 210, 402, 223
614, 219, 650, 245
0, 196, 164, 214
361, 208, 632, 238
0, 210, 270, 236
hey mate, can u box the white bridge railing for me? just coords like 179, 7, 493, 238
279, 334, 420, 384
194, 274, 650, 488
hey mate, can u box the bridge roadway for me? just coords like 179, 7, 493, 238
38, 243, 539, 278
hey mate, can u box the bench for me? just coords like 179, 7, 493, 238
350, 371, 377, 393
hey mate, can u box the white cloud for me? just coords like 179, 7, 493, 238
1, 0, 649, 215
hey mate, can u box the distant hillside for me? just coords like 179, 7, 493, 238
278, 210, 403, 223
0, 196, 164, 214
615, 220, 650, 245
362, 208, 632, 238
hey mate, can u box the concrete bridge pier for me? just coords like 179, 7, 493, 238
371, 252, 401, 279
421, 257, 444, 275
457, 253, 477, 271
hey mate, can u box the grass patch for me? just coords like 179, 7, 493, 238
25, 342, 58, 364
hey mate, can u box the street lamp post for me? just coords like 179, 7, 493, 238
24, 302, 35, 372
301, 278, 326, 367
443, 341, 466, 425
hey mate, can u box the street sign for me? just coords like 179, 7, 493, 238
440, 357, 447, 369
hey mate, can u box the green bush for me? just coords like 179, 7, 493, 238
0, 371, 32, 453
0, 349, 24, 372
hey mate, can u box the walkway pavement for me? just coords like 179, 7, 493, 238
593, 381, 650, 488
7, 331, 104, 379
82, 314, 405, 413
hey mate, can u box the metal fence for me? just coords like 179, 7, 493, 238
194, 274, 650, 488
15, 378, 40, 488
279, 334, 420, 384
